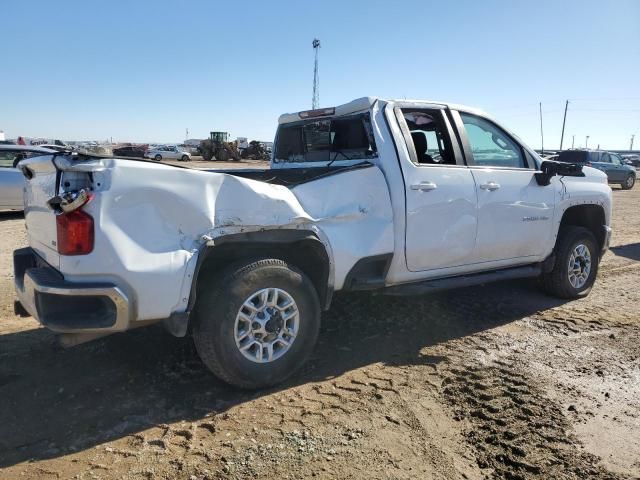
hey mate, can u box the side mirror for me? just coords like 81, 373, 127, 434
535, 160, 585, 186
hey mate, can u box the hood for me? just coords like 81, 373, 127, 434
580, 166, 608, 184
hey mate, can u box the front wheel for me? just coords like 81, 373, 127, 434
154, 154, 162, 161
193, 258, 321, 389
621, 174, 635, 190
539, 226, 599, 299
181, 155, 190, 162
217, 149, 230, 162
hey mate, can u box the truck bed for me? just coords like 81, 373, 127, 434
207, 161, 373, 187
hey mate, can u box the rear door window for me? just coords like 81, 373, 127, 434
0, 150, 46, 168
400, 110, 455, 165
0, 151, 15, 168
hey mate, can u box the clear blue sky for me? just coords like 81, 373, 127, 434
2, 0, 639, 149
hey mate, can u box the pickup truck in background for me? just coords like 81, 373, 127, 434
14, 97, 612, 389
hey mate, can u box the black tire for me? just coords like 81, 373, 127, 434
193, 258, 321, 389
154, 154, 162, 161
539, 226, 599, 299
217, 149, 230, 162
621, 174, 635, 190
181, 155, 190, 162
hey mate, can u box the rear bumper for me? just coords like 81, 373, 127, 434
14, 247, 130, 333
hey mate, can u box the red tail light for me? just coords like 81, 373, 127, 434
56, 210, 94, 255
586, 162, 592, 167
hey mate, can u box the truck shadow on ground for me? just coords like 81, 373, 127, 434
0, 279, 567, 468
610, 242, 640, 261
0, 211, 23, 221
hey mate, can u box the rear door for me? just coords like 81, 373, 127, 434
453, 111, 555, 264
394, 106, 478, 271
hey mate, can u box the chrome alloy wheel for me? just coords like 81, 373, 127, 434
567, 243, 592, 289
234, 288, 299, 363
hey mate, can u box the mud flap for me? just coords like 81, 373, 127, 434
163, 311, 190, 337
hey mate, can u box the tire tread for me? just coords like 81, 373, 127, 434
540, 226, 598, 299
193, 258, 320, 389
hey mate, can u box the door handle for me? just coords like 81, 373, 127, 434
479, 181, 500, 191
410, 181, 437, 191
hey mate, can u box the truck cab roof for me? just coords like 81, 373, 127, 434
277, 97, 487, 124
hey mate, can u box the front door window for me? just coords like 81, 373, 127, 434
460, 113, 529, 169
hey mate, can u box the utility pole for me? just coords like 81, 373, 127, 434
571, 135, 575, 149
585, 135, 590, 149
539, 102, 544, 155
312, 39, 321, 109
631, 134, 635, 151
559, 100, 569, 150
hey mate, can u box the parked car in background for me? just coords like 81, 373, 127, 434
177, 144, 200, 155
112, 145, 148, 158
145, 145, 191, 162
557, 149, 636, 190
621, 154, 640, 168
0, 145, 55, 210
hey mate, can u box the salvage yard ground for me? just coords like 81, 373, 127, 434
0, 165, 638, 480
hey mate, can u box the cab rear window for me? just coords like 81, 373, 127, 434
274, 114, 376, 164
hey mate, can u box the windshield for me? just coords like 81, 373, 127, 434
274, 113, 376, 164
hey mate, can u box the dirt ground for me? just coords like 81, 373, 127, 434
0, 176, 638, 480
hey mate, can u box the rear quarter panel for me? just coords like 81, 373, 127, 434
58, 160, 393, 322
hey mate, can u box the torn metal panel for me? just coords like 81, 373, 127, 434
48, 159, 392, 322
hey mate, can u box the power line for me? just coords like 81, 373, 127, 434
568, 108, 640, 112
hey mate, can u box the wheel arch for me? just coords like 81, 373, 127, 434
194, 229, 333, 312
557, 204, 607, 251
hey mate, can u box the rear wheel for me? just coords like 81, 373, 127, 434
621, 174, 635, 190
193, 258, 321, 389
154, 154, 162, 161
539, 226, 599, 299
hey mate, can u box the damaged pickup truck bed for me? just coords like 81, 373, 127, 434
14, 97, 612, 388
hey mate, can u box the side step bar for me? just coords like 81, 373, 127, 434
384, 264, 542, 296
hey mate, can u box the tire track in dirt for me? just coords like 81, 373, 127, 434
438, 350, 620, 480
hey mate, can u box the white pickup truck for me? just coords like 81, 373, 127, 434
14, 97, 612, 389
